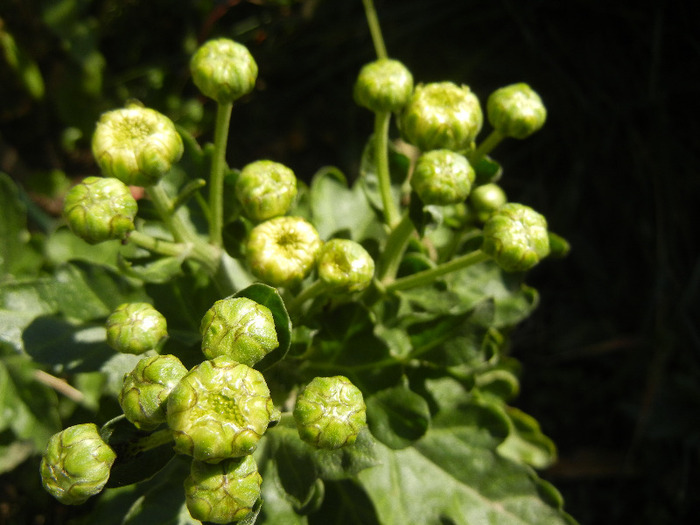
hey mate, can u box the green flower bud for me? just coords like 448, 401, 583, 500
399, 82, 483, 152
62, 176, 137, 244
469, 183, 507, 222
293, 376, 366, 450
353, 58, 414, 113
118, 354, 188, 430
235, 160, 297, 222
411, 149, 475, 205
200, 296, 279, 367
167, 356, 275, 462
190, 38, 258, 104
481, 203, 550, 272
317, 239, 375, 294
40, 423, 116, 505
106, 302, 168, 355
184, 456, 261, 524
92, 106, 184, 187
487, 83, 547, 139
246, 216, 322, 288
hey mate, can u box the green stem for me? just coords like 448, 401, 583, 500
362, 0, 388, 59
469, 129, 504, 166
374, 111, 400, 227
131, 428, 174, 453
377, 212, 415, 282
209, 101, 233, 247
146, 181, 197, 244
128, 230, 190, 258
286, 279, 327, 320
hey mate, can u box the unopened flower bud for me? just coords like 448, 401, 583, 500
184, 456, 262, 524
200, 296, 279, 367
487, 83, 547, 139
190, 38, 258, 104
353, 58, 413, 113
411, 149, 475, 205
106, 302, 168, 355
468, 183, 507, 222
235, 160, 297, 222
294, 376, 366, 450
481, 203, 550, 272
118, 354, 188, 430
167, 356, 275, 462
246, 216, 322, 288
63, 176, 137, 244
317, 239, 375, 294
92, 106, 183, 187
399, 82, 483, 152
40, 423, 116, 505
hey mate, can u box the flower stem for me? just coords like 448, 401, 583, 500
209, 101, 233, 248
362, 0, 388, 59
377, 212, 415, 282
470, 129, 504, 166
374, 111, 400, 227
128, 230, 189, 258
146, 181, 197, 244
286, 279, 327, 320
131, 428, 174, 454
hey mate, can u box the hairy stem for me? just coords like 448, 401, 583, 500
209, 101, 233, 247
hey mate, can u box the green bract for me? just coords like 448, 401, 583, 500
62, 176, 137, 244
246, 216, 322, 288
184, 456, 262, 524
353, 58, 414, 113
317, 239, 375, 293
92, 106, 184, 187
400, 82, 483, 152
487, 83, 547, 139
469, 183, 507, 222
481, 202, 550, 272
105, 302, 168, 355
167, 356, 275, 462
235, 160, 297, 222
118, 354, 188, 430
411, 149, 475, 205
200, 296, 279, 367
294, 376, 366, 449
40, 423, 117, 505
190, 38, 258, 104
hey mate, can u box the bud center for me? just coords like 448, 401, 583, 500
206, 392, 245, 427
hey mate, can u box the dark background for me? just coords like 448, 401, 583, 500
2, 0, 699, 523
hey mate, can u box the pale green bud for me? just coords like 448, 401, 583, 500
235, 160, 297, 222
92, 106, 184, 187
411, 149, 475, 205
190, 38, 258, 104
353, 58, 413, 113
487, 83, 547, 139
40, 423, 116, 505
317, 239, 375, 294
62, 176, 137, 244
106, 302, 168, 355
469, 183, 507, 222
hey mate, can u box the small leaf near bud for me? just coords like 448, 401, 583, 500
105, 302, 168, 355
487, 83, 547, 139
190, 38, 258, 104
235, 160, 297, 222
353, 58, 414, 113
317, 239, 375, 294
468, 183, 507, 223
411, 149, 475, 205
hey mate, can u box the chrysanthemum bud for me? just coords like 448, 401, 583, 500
184, 456, 262, 524
399, 82, 483, 152
40, 424, 116, 505
105, 302, 168, 355
92, 106, 183, 187
118, 354, 188, 430
468, 183, 507, 222
353, 58, 414, 113
190, 38, 258, 104
167, 356, 275, 462
62, 176, 137, 244
481, 203, 550, 272
317, 239, 375, 294
486, 83, 547, 139
200, 296, 279, 367
246, 216, 322, 288
293, 376, 366, 450
235, 160, 297, 222
411, 149, 475, 205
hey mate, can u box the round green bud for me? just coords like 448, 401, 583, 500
235, 160, 297, 222
317, 239, 375, 294
118, 354, 188, 430
62, 176, 137, 244
184, 456, 261, 524
190, 38, 258, 104
353, 58, 414, 113
411, 149, 475, 205
167, 356, 275, 462
487, 83, 547, 139
40, 423, 117, 505
293, 376, 366, 450
92, 106, 184, 187
469, 183, 507, 223
246, 216, 322, 288
399, 82, 483, 152
200, 296, 279, 367
481, 203, 550, 272
106, 302, 168, 355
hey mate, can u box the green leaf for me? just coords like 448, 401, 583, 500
496, 406, 558, 470
473, 155, 503, 185
358, 136, 410, 214
257, 451, 310, 524
0, 173, 41, 279
365, 384, 431, 449
0, 30, 45, 99
117, 253, 185, 284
